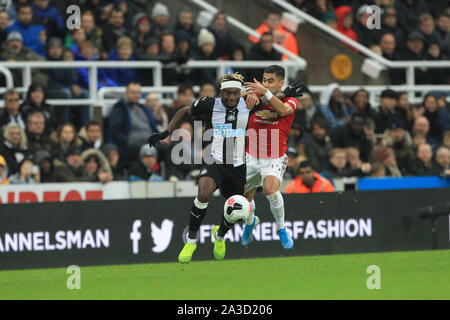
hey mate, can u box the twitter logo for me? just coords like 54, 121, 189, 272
151, 219, 174, 253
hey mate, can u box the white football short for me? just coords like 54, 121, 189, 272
246, 153, 288, 192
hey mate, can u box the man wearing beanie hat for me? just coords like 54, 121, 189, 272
190, 28, 217, 84
151, 2, 170, 38
375, 89, 399, 133
128, 144, 163, 182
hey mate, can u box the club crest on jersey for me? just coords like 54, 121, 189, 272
256, 109, 278, 120
226, 111, 237, 121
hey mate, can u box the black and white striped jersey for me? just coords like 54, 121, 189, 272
191, 97, 250, 167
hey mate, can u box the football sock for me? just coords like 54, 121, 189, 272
216, 215, 233, 241
188, 197, 208, 242
245, 199, 256, 225
266, 191, 285, 230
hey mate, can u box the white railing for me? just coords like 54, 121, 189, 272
0, 60, 302, 109
271, 0, 450, 101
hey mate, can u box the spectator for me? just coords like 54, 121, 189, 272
321, 12, 338, 29
285, 160, 335, 193
374, 146, 402, 177
151, 2, 171, 38
108, 82, 158, 162
247, 32, 282, 81
422, 94, 447, 142
208, 11, 236, 59
6, 3, 46, 56
443, 131, 450, 150
45, 38, 81, 124
80, 120, 103, 150
128, 144, 163, 181
104, 37, 139, 87
0, 10, 10, 45
9, 157, 40, 184
81, 10, 104, 57
335, 5, 358, 44
159, 32, 186, 85
0, 88, 26, 130
0, 31, 48, 86
381, 6, 405, 53
0, 122, 30, 175
32, 0, 64, 39
102, 8, 127, 54
304, 117, 333, 172
414, 13, 440, 51
0, 155, 9, 185
135, 37, 161, 86
395, 0, 430, 35
435, 146, 450, 177
399, 31, 431, 84
128, 0, 153, 20
305, 0, 330, 21
411, 116, 439, 151
174, 7, 198, 47
436, 13, 449, 56
351, 89, 377, 122
145, 93, 169, 132
224, 43, 247, 76
81, 0, 112, 28
353, 4, 382, 47
383, 117, 414, 173
34, 149, 53, 182
347, 146, 372, 175
132, 13, 152, 52
293, 88, 322, 131
100, 143, 128, 181
53, 145, 111, 183
164, 83, 194, 122
374, 89, 399, 133
379, 33, 403, 84
67, 28, 87, 59
369, 161, 386, 177
396, 92, 413, 123
319, 83, 353, 129
81, 148, 113, 182
198, 82, 217, 99
50, 123, 84, 161
425, 40, 448, 84
167, 121, 199, 180
331, 114, 373, 162
284, 147, 300, 179
286, 122, 306, 158
191, 28, 217, 85
26, 111, 51, 153
249, 11, 298, 60
412, 131, 426, 154
407, 143, 441, 176
20, 82, 55, 132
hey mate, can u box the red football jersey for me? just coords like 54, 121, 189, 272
246, 97, 297, 159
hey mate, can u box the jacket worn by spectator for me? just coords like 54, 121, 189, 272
26, 130, 52, 154
6, 21, 45, 56
285, 172, 335, 193
103, 50, 139, 87
304, 135, 333, 172
128, 161, 163, 182
31, 2, 64, 38
407, 158, 441, 176
108, 98, 158, 152
331, 125, 373, 162
53, 159, 97, 183
0, 139, 30, 175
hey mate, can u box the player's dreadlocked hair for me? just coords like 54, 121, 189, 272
219, 72, 245, 85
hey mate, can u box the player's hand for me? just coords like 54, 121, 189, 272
148, 130, 169, 147
245, 78, 267, 96
246, 93, 260, 110
282, 80, 305, 98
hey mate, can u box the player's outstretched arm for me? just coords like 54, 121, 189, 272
245, 79, 294, 117
148, 106, 191, 147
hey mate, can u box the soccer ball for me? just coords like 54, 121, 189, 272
224, 195, 251, 223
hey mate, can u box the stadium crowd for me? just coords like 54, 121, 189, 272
0, 0, 449, 186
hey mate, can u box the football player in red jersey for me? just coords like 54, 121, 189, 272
243, 65, 304, 250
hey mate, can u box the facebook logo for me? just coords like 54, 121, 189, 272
130, 220, 142, 254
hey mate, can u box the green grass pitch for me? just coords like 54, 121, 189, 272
1, 249, 449, 300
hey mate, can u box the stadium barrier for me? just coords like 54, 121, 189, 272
0, 188, 449, 270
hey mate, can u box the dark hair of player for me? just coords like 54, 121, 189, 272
264, 65, 285, 80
